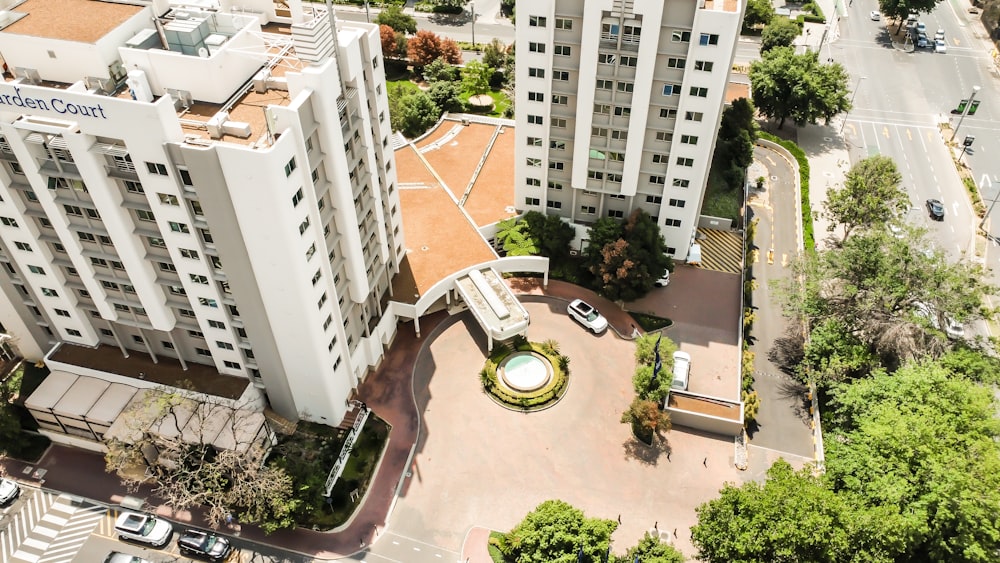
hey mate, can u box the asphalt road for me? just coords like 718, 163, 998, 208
835, 0, 985, 262
336, 4, 514, 45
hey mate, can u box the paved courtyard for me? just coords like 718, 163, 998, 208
387, 299, 746, 559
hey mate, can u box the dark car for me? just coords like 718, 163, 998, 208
177, 529, 233, 561
926, 198, 945, 220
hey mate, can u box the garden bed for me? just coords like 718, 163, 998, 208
480, 337, 570, 411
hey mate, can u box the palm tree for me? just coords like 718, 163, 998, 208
495, 218, 538, 257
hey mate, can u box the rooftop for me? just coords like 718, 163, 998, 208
0, 0, 144, 43
725, 80, 751, 105
702, 0, 741, 13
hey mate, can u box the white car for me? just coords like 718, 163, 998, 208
671, 351, 691, 391
934, 39, 947, 53
114, 512, 174, 548
0, 477, 20, 505
869, 10, 880, 20
934, 28, 945, 41
567, 299, 608, 334
654, 270, 670, 287
944, 316, 965, 339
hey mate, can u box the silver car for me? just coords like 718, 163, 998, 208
114, 512, 174, 547
0, 477, 20, 505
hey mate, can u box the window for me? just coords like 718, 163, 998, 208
223, 361, 240, 369
292, 188, 304, 207
93, 258, 109, 269
168, 285, 186, 295
592, 127, 608, 137
145, 162, 168, 175
672, 30, 691, 43
588, 170, 604, 180
554, 45, 571, 56
607, 173, 623, 182
299, 217, 310, 235
528, 92, 544, 102
136, 209, 155, 222
334, 356, 343, 370
554, 71, 570, 81
66, 329, 82, 337
158, 193, 179, 205
653, 154, 668, 164
99, 329, 114, 337
528, 42, 545, 53
607, 209, 624, 218
200, 228, 214, 244
552, 118, 567, 128
594, 103, 611, 114
64, 205, 83, 216
546, 201, 562, 209
656, 131, 674, 142
86, 208, 101, 220
526, 178, 542, 188
169, 221, 189, 233
66, 267, 78, 277
199, 298, 218, 308
98, 235, 113, 245
659, 109, 678, 119
620, 56, 637, 67
190, 274, 209, 284
28, 265, 45, 274
179, 308, 196, 317
124, 180, 144, 193
650, 175, 666, 185
317, 292, 328, 309
14, 241, 31, 251
690, 87, 708, 97
284, 157, 297, 176
217, 341, 234, 350
647, 195, 663, 204
662, 84, 679, 96
699, 33, 720, 46
550, 140, 566, 150
306, 243, 317, 260
178, 169, 194, 186
667, 57, 686, 69
529, 15, 547, 26
606, 152, 625, 162
526, 158, 542, 168
122, 284, 135, 293
41, 287, 58, 297
624, 24, 641, 38
129, 334, 144, 344
147, 237, 166, 248
158, 262, 177, 272
528, 67, 545, 78
676, 157, 694, 167
694, 60, 714, 72
196, 347, 211, 356
681, 135, 699, 145
78, 231, 96, 242
549, 161, 565, 170
673, 178, 690, 188
1, 217, 18, 227
617, 82, 634, 93
596, 79, 613, 90
685, 111, 704, 122
527, 115, 544, 125
312, 270, 322, 285
551, 95, 568, 105
580, 206, 596, 214
614, 106, 631, 117
54, 308, 70, 317
548, 181, 563, 190
598, 53, 616, 65
555, 17, 572, 29
525, 197, 540, 206
665, 218, 682, 227
611, 130, 628, 141
669, 198, 686, 207
179, 248, 199, 259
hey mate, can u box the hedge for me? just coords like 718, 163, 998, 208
758, 131, 815, 253
481, 341, 569, 410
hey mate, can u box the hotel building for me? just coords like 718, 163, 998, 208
514, 0, 745, 259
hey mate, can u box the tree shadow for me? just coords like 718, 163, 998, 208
621, 434, 671, 466
776, 378, 813, 425
427, 10, 473, 27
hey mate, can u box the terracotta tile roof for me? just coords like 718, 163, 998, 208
3, 0, 144, 43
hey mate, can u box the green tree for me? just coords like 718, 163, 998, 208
502, 500, 616, 563
634, 332, 679, 367
939, 347, 1000, 385
495, 217, 539, 256
431, 0, 467, 8
692, 460, 890, 563
749, 47, 851, 128
523, 211, 575, 259
423, 57, 459, 83
879, 0, 942, 30
825, 362, 1000, 562
587, 211, 672, 301
428, 80, 464, 112
461, 60, 494, 96
617, 532, 686, 563
0, 375, 27, 457
620, 396, 671, 440
743, 0, 775, 30
713, 98, 757, 190
760, 17, 801, 52
823, 155, 907, 239
374, 5, 416, 34
396, 91, 441, 137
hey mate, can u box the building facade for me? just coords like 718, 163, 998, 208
514, 0, 744, 258
0, 0, 403, 426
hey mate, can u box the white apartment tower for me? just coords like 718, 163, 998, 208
0, 0, 403, 426
514, 0, 744, 258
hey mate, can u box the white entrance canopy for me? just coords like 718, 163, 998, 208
454, 267, 530, 349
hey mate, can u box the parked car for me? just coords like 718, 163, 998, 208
916, 35, 930, 48
926, 198, 945, 220
916, 21, 927, 34
0, 477, 20, 505
104, 553, 152, 563
870, 10, 880, 20
654, 270, 671, 287
935, 39, 947, 53
114, 512, 174, 548
934, 28, 945, 41
945, 316, 965, 339
671, 351, 691, 391
567, 299, 608, 334
177, 529, 233, 562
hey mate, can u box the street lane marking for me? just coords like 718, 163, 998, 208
906, 128, 912, 140
882, 126, 890, 139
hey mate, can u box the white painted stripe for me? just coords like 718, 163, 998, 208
9, 551, 40, 563
38, 515, 67, 526
31, 527, 58, 539
20, 539, 46, 551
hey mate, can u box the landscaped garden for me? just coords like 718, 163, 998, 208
480, 336, 569, 411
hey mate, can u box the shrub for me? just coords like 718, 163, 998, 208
480, 342, 570, 410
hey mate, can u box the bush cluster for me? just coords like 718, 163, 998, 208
480, 337, 569, 410
758, 132, 815, 253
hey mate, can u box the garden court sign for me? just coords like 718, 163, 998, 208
0, 86, 108, 119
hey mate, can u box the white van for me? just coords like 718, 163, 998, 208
671, 351, 691, 391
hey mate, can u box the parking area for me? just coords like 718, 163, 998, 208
388, 299, 745, 559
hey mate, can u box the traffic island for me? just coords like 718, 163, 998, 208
479, 336, 569, 412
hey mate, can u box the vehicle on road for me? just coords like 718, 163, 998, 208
934, 39, 947, 53
567, 299, 608, 334
870, 10, 880, 20
104, 553, 152, 563
934, 28, 945, 41
925, 198, 945, 220
916, 21, 927, 34
671, 351, 691, 391
654, 270, 671, 287
916, 34, 929, 48
0, 478, 20, 505
114, 512, 174, 548
177, 529, 233, 562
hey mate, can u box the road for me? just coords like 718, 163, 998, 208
835, 0, 987, 263
335, 4, 515, 45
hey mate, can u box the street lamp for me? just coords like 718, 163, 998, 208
839, 76, 867, 134
470, 2, 477, 52
950, 85, 981, 142
978, 174, 1000, 232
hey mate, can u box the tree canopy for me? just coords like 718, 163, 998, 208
760, 17, 801, 53
743, 0, 776, 30
462, 60, 494, 96
500, 500, 616, 563
522, 210, 575, 260
407, 30, 462, 67
823, 155, 907, 240
713, 98, 757, 190
423, 57, 459, 83
394, 91, 441, 137
878, 0, 942, 28
495, 217, 539, 256
374, 5, 417, 34
617, 532, 685, 563
379, 25, 398, 58
584, 211, 673, 302
749, 47, 851, 128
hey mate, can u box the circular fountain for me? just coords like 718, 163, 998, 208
498, 352, 553, 392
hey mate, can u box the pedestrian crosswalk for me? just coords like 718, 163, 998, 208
1, 489, 107, 563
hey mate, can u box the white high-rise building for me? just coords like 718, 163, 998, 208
0, 0, 403, 428
514, 0, 744, 258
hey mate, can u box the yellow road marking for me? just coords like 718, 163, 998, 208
906, 128, 912, 141
767, 249, 774, 264
782, 253, 789, 267
766, 155, 776, 166
882, 126, 890, 139
844, 123, 856, 136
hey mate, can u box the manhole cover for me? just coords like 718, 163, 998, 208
823, 137, 833, 142
770, 175, 778, 180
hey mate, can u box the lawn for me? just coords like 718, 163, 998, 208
459, 89, 511, 118
701, 163, 743, 221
